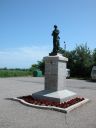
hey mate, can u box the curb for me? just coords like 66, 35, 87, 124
11, 97, 90, 113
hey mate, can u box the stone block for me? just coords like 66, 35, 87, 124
44, 54, 68, 91
32, 90, 76, 103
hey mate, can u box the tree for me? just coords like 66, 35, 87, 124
37, 60, 45, 75
69, 43, 92, 77
29, 60, 45, 75
92, 48, 96, 65
60, 43, 92, 78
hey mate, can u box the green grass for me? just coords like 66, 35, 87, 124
0, 69, 32, 77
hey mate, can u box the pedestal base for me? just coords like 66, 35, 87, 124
44, 54, 68, 91
32, 90, 76, 103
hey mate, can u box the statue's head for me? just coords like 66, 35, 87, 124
54, 25, 57, 29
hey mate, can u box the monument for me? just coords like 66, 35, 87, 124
32, 25, 76, 103
12, 25, 89, 113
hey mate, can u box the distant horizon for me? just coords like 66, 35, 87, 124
0, 0, 96, 68
0, 42, 95, 69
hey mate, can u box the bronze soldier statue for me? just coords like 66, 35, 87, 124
49, 25, 60, 56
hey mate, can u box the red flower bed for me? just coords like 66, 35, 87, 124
19, 95, 85, 109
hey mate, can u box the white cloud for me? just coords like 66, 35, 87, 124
0, 46, 51, 68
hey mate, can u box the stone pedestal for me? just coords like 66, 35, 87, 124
32, 54, 76, 103
44, 54, 68, 91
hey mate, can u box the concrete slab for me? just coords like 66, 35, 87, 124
32, 89, 76, 103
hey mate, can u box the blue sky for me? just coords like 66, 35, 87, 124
0, 0, 96, 68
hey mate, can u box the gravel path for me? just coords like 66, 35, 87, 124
0, 77, 96, 128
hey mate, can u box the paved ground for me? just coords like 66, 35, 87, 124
0, 77, 96, 128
